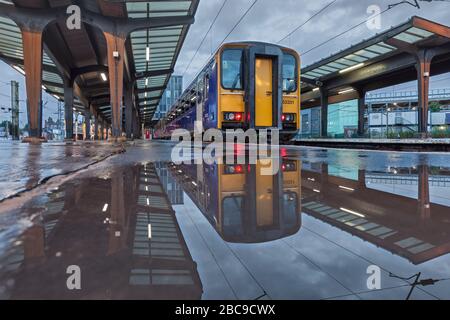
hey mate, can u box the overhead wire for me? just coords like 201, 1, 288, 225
182, 0, 229, 77
277, 0, 339, 44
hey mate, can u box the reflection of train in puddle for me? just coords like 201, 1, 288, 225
167, 158, 302, 243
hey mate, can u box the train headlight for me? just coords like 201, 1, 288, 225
282, 113, 296, 123
224, 112, 244, 122
281, 161, 297, 172
224, 165, 245, 175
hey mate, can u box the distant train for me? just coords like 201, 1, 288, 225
154, 42, 301, 141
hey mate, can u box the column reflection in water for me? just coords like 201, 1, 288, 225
301, 162, 450, 265
0, 163, 202, 300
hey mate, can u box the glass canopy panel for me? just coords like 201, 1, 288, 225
126, 1, 192, 18
365, 44, 393, 55
303, 71, 323, 78
335, 58, 358, 66
327, 62, 349, 69
342, 54, 367, 63
353, 49, 379, 59
126, 1, 196, 118
314, 67, 333, 75
393, 32, 423, 44
43, 71, 63, 84
406, 27, 434, 39
301, 74, 315, 79
320, 65, 339, 72
0, 17, 22, 59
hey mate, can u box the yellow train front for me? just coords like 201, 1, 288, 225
154, 42, 301, 140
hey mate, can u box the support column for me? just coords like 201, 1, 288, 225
416, 49, 434, 138
22, 29, 44, 142
11, 80, 20, 140
94, 117, 99, 140
320, 162, 329, 197
357, 88, 366, 137
63, 78, 74, 141
125, 85, 133, 139
133, 110, 140, 139
358, 169, 366, 188
104, 32, 126, 141
320, 88, 328, 138
85, 110, 91, 140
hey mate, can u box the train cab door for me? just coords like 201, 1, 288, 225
255, 57, 273, 128
255, 161, 275, 227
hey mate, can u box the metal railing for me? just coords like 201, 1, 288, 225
366, 174, 450, 187
366, 89, 450, 104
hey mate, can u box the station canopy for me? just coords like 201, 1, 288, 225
0, 0, 199, 124
301, 16, 450, 95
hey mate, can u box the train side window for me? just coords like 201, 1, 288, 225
283, 54, 297, 93
221, 49, 243, 90
204, 74, 210, 101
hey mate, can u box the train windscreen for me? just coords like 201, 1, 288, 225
282, 54, 297, 93
222, 49, 244, 90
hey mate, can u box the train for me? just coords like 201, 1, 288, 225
166, 157, 302, 243
154, 42, 301, 141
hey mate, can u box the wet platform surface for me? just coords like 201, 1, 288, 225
0, 141, 449, 300
0, 141, 122, 202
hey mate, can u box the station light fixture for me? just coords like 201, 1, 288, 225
13, 65, 25, 75
338, 88, 355, 95
313, 88, 320, 92
100, 73, 108, 82
42, 85, 47, 90
146, 47, 150, 62
339, 63, 364, 74
145, 78, 149, 86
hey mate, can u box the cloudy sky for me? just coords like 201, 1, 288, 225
1, 0, 449, 126
175, 0, 450, 84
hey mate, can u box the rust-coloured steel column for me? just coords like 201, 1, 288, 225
125, 85, 134, 139
22, 29, 44, 141
416, 50, 434, 137
417, 165, 430, 220
104, 32, 126, 140
108, 169, 126, 254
